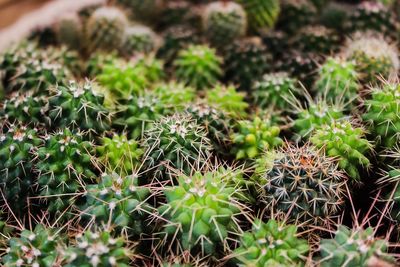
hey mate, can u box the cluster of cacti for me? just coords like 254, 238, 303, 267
3, 0, 400, 265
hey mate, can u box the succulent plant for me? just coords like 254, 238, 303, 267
205, 84, 248, 118
157, 170, 244, 255
233, 219, 309, 266
1, 224, 64, 267
224, 37, 270, 91
56, 12, 83, 51
85, 51, 118, 78
82, 172, 152, 236
116, 0, 164, 24
143, 114, 213, 182
292, 25, 341, 54
231, 117, 282, 159
252, 72, 299, 110
34, 129, 97, 216
345, 33, 399, 85
174, 45, 223, 90
254, 142, 348, 227
236, 0, 280, 31
121, 25, 159, 56
202, 1, 247, 47
318, 225, 393, 267
310, 120, 373, 180
277, 0, 317, 34
85, 6, 128, 52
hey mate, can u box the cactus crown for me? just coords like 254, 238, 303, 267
205, 84, 248, 118
122, 25, 158, 56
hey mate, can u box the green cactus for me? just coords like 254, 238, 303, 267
0, 124, 42, 211
174, 44, 223, 90
85, 6, 128, 52
254, 142, 348, 227
85, 51, 118, 78
236, 0, 280, 31
202, 1, 247, 47
157, 170, 244, 255
34, 129, 97, 216
116, 0, 164, 24
121, 25, 159, 56
277, 0, 317, 34
314, 57, 360, 105
1, 224, 64, 267
292, 25, 341, 54
82, 172, 152, 236
57, 12, 83, 51
252, 72, 299, 110
310, 120, 373, 180
205, 84, 248, 118
231, 117, 282, 159
318, 225, 393, 267
233, 219, 309, 266
143, 114, 212, 181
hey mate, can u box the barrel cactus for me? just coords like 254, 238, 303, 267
121, 25, 159, 56
236, 0, 280, 31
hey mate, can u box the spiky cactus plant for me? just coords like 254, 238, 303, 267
63, 229, 133, 267
116, 0, 164, 24
345, 33, 399, 85
121, 25, 159, 56
174, 45, 223, 90
0, 124, 42, 211
1, 224, 64, 267
254, 143, 348, 228
292, 25, 341, 54
202, 1, 247, 47
85, 51, 118, 78
56, 13, 83, 51
205, 84, 248, 118
34, 129, 96, 216
97, 134, 143, 175
82, 172, 152, 236
314, 57, 360, 105
252, 72, 299, 110
318, 225, 393, 267
143, 114, 212, 182
231, 117, 282, 159
236, 0, 280, 31
47, 81, 111, 136
277, 0, 316, 34
157, 170, 244, 255
363, 83, 400, 148
233, 219, 309, 266
310, 120, 372, 180
85, 6, 128, 52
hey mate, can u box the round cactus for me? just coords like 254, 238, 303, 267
233, 219, 309, 266
236, 0, 280, 31
85, 6, 128, 52
56, 12, 83, 51
116, 0, 164, 24
82, 172, 152, 236
310, 120, 373, 180
157, 170, 244, 255
363, 83, 400, 148
231, 117, 282, 160
314, 57, 360, 105
277, 0, 317, 34
121, 25, 159, 56
205, 84, 248, 118
34, 129, 97, 216
174, 45, 223, 90
292, 25, 341, 54
252, 72, 299, 110
318, 225, 393, 267
202, 1, 247, 47
254, 142, 348, 227
143, 114, 213, 181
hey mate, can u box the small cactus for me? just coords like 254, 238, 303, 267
236, 0, 280, 31
56, 13, 83, 51
121, 25, 159, 56
205, 84, 248, 118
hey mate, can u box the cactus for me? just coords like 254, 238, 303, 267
143, 114, 212, 181
252, 72, 299, 110
277, 0, 317, 34
224, 37, 270, 91
82, 172, 152, 236
202, 1, 247, 47
47, 81, 111, 136
259, 30, 289, 60
254, 142, 348, 227
292, 25, 341, 54
318, 225, 393, 267
236, 0, 280, 31
174, 45, 223, 90
310, 120, 373, 180
233, 219, 309, 266
205, 84, 248, 118
85, 6, 128, 52
116, 0, 164, 24
34, 129, 97, 216
363, 82, 400, 148
121, 25, 159, 56
231, 117, 282, 159
0, 124, 42, 211
64, 229, 133, 267
157, 170, 244, 255
314, 57, 360, 105
85, 51, 118, 78
1, 224, 64, 267
345, 33, 399, 85
56, 13, 83, 51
